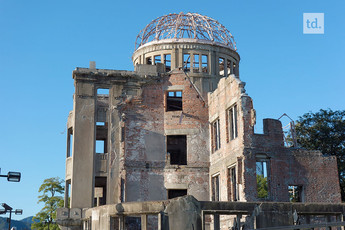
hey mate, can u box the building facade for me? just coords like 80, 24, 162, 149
58, 13, 341, 230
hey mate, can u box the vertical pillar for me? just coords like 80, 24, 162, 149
64, 181, 69, 208
190, 53, 194, 73
209, 51, 215, 75
199, 54, 202, 73
172, 47, 178, 69
178, 48, 183, 68
71, 81, 95, 209
158, 212, 163, 230
161, 54, 165, 66
141, 214, 147, 230
119, 216, 125, 230
230, 61, 234, 75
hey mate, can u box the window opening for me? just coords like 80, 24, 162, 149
256, 160, 269, 198
227, 59, 232, 74
228, 105, 238, 141
164, 54, 171, 71
96, 140, 106, 154
154, 55, 161, 64
193, 54, 199, 73
202, 55, 208, 73
211, 119, 221, 152
289, 185, 303, 202
168, 189, 187, 199
94, 176, 107, 206
97, 88, 109, 96
166, 91, 182, 111
219, 57, 225, 76
167, 135, 187, 165
228, 166, 237, 201
212, 174, 220, 201
67, 128, 73, 158
146, 57, 152, 65
183, 54, 190, 72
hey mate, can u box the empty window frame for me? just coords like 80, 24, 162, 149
96, 140, 107, 154
212, 174, 220, 201
227, 59, 232, 75
67, 128, 73, 158
97, 88, 109, 96
228, 104, 238, 141
164, 54, 171, 71
289, 185, 303, 202
193, 54, 199, 73
94, 176, 107, 206
154, 55, 161, 64
219, 57, 225, 76
166, 91, 182, 111
168, 189, 187, 199
183, 54, 190, 72
167, 135, 187, 165
227, 166, 238, 201
256, 159, 269, 199
202, 55, 208, 73
211, 118, 221, 152
146, 57, 152, 65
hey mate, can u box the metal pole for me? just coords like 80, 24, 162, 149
8, 210, 12, 230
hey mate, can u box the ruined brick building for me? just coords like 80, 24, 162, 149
58, 13, 341, 229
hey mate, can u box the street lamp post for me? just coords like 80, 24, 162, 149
0, 203, 23, 230
0, 169, 21, 182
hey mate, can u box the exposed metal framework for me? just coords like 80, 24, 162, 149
135, 12, 237, 51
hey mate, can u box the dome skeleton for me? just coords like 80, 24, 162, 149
135, 12, 237, 51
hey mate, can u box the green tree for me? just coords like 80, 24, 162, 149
294, 109, 345, 200
256, 174, 268, 198
32, 177, 64, 230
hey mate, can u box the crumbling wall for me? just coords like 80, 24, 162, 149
208, 74, 341, 204
123, 69, 210, 202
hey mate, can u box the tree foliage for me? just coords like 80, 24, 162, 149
32, 177, 64, 230
256, 174, 268, 198
294, 109, 345, 200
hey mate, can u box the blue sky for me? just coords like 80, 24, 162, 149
0, 0, 344, 220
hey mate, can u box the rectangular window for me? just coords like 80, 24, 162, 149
202, 55, 208, 73
289, 185, 303, 202
164, 54, 171, 71
67, 128, 73, 158
227, 166, 237, 201
94, 176, 106, 206
219, 57, 225, 76
227, 59, 232, 74
256, 160, 269, 199
228, 104, 238, 141
96, 122, 105, 126
97, 88, 109, 96
146, 57, 152, 65
167, 135, 187, 165
212, 174, 220, 201
193, 54, 199, 73
96, 140, 106, 154
166, 91, 182, 111
168, 189, 187, 199
211, 119, 221, 152
154, 55, 161, 64
183, 54, 190, 72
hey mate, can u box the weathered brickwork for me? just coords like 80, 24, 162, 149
208, 75, 341, 203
